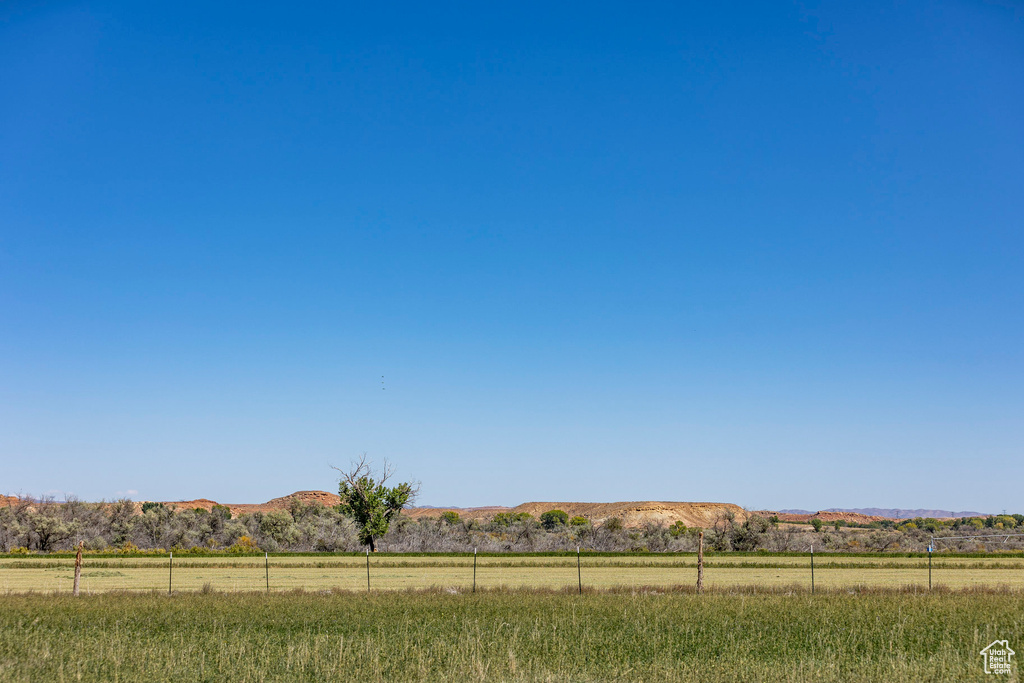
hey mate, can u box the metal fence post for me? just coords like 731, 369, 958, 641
169, 551, 173, 595
928, 544, 933, 590
696, 531, 704, 594
473, 548, 477, 593
577, 546, 582, 595
265, 552, 269, 593
366, 548, 370, 592
810, 545, 814, 595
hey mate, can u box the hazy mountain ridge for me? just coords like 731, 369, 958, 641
780, 507, 989, 519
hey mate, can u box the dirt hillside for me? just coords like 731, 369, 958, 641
160, 491, 341, 518
510, 502, 747, 528
755, 510, 893, 525
153, 494, 746, 528
403, 506, 512, 521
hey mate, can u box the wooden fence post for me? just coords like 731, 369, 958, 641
696, 531, 704, 594
73, 541, 84, 596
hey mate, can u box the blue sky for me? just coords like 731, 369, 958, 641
1, 1, 1022, 511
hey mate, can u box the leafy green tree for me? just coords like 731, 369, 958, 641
540, 510, 568, 530
491, 512, 532, 527
811, 518, 823, 533
603, 517, 624, 532
334, 456, 417, 552
259, 510, 300, 546
439, 511, 461, 526
28, 513, 77, 551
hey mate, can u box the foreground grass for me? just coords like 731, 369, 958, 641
0, 589, 1021, 682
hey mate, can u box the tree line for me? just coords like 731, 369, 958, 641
3, 496, 1022, 555
4, 460, 1020, 555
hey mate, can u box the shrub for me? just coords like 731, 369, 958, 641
569, 516, 589, 527
811, 519, 823, 532
259, 511, 298, 545
439, 511, 461, 526
141, 502, 166, 514
85, 536, 108, 551
603, 517, 624, 532
228, 535, 261, 554
668, 521, 688, 538
491, 512, 533, 527
540, 510, 568, 530
991, 515, 1017, 529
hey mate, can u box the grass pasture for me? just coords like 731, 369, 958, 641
0, 589, 1021, 682
3, 553, 1024, 594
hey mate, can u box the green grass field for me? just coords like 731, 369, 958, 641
3, 553, 1024, 593
0, 589, 1020, 682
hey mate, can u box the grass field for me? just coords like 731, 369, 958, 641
0, 589, 1020, 682
3, 553, 1024, 593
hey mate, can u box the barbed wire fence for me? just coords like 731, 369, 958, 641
6, 536, 1024, 595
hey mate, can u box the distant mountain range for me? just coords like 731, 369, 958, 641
779, 508, 989, 519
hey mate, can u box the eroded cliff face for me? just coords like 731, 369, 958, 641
148, 492, 746, 528
509, 501, 747, 527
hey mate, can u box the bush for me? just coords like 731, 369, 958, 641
540, 510, 568, 531
811, 519, 823, 532
259, 511, 299, 545
227, 535, 261, 554
603, 517, 623, 532
569, 516, 589, 527
668, 521, 688, 538
85, 536, 108, 551
439, 511, 461, 526
491, 512, 533, 527
141, 502, 166, 514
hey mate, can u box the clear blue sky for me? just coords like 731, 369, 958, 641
2, 2, 1022, 512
